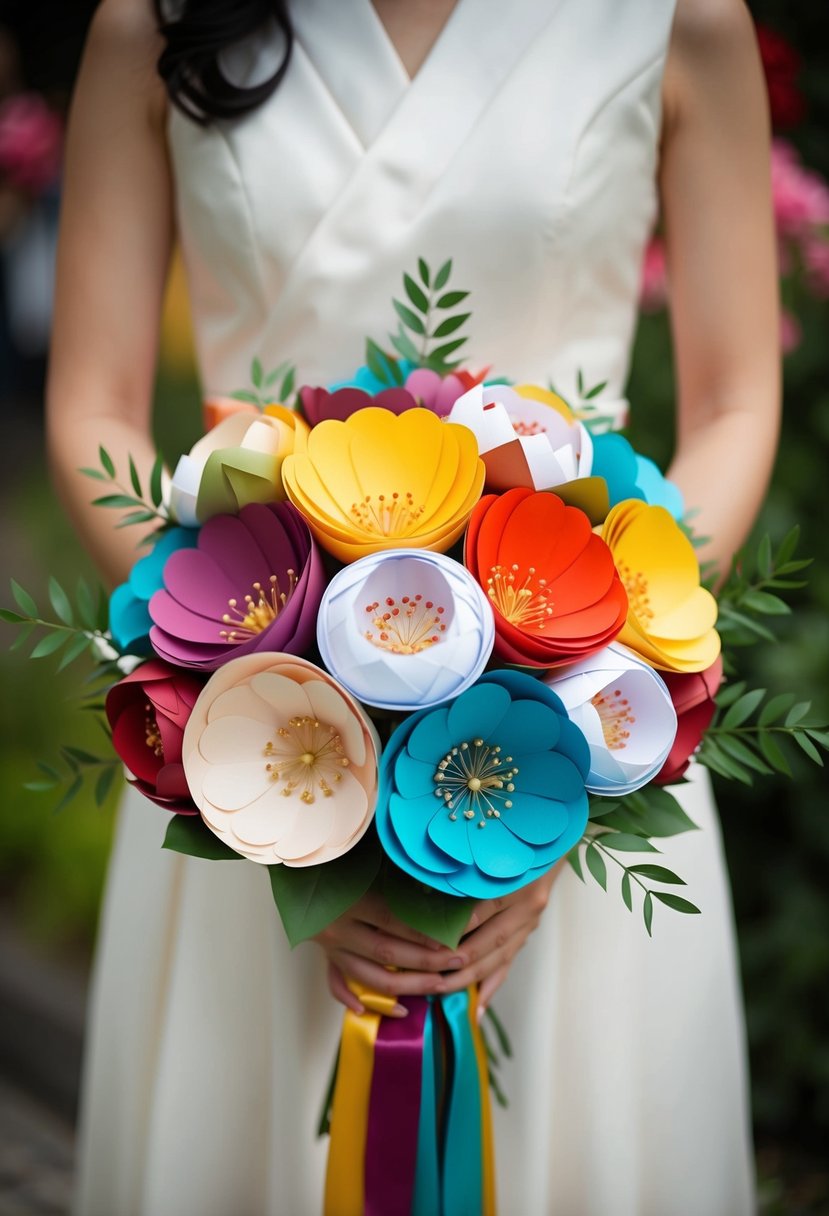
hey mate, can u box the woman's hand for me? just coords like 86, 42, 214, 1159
316, 865, 561, 1019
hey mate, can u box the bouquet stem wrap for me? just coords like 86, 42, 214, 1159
324, 984, 496, 1216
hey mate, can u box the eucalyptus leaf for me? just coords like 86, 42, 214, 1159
92, 494, 145, 510
785, 701, 811, 727
251, 356, 264, 389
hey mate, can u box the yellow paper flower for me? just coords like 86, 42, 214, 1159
600, 500, 720, 673
282, 406, 485, 563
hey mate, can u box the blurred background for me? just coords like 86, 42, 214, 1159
0, 1, 827, 1213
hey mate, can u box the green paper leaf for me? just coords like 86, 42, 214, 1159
643, 891, 653, 936
403, 272, 429, 313
433, 259, 452, 290
58, 632, 93, 671
52, 776, 83, 815
418, 257, 430, 288
251, 356, 263, 389
163, 815, 244, 862
383, 866, 474, 949
794, 732, 824, 766
652, 892, 701, 915
95, 765, 118, 806
584, 842, 606, 890
79, 467, 108, 481
435, 290, 469, 309
758, 731, 792, 777
774, 525, 800, 567
48, 577, 74, 625
623, 787, 698, 837
596, 832, 658, 853
741, 589, 790, 616
128, 455, 142, 498
30, 631, 68, 659
99, 446, 116, 478
270, 836, 382, 947
150, 455, 165, 508
785, 701, 811, 727
390, 327, 421, 364
11, 579, 37, 617
721, 688, 766, 729
566, 846, 584, 882
628, 864, 686, 884
431, 312, 470, 339
584, 380, 608, 400
620, 871, 632, 911
588, 798, 622, 820
231, 390, 261, 406
10, 623, 34, 652
759, 692, 795, 726
0, 608, 26, 624
756, 534, 773, 580
393, 299, 426, 335
716, 734, 772, 775
715, 680, 747, 709
366, 338, 400, 386
281, 366, 296, 400
428, 338, 467, 363
92, 494, 144, 510
700, 739, 753, 784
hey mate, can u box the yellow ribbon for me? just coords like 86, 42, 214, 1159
468, 987, 497, 1216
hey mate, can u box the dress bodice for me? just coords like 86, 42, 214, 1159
167, 0, 676, 401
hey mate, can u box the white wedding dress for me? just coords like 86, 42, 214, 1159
73, 2, 756, 1213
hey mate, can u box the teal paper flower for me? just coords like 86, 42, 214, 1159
329, 358, 416, 395
591, 433, 684, 520
376, 670, 590, 899
109, 527, 198, 654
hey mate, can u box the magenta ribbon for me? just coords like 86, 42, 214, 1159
364, 995, 430, 1216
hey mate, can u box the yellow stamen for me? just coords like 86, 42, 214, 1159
486, 564, 554, 631
219, 571, 297, 642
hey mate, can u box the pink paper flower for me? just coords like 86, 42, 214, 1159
182, 653, 379, 865
654, 657, 723, 785
771, 140, 829, 238
0, 93, 62, 193
106, 660, 203, 813
149, 502, 324, 670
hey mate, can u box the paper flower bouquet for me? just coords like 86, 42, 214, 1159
6, 261, 827, 1216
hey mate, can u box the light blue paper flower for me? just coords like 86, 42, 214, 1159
376, 670, 590, 899
317, 549, 495, 712
109, 527, 198, 654
591, 433, 684, 520
329, 358, 417, 395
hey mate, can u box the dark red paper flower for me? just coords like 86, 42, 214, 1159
654, 656, 723, 785
756, 26, 805, 130
106, 660, 203, 813
299, 385, 418, 426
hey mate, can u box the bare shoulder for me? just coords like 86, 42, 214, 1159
664, 0, 763, 123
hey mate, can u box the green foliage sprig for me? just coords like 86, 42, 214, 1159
1, 575, 109, 670
714, 526, 810, 649
699, 685, 827, 783
231, 356, 297, 409
80, 445, 169, 547
365, 258, 472, 385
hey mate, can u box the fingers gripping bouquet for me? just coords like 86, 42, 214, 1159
7, 262, 826, 1216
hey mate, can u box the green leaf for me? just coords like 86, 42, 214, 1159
57, 632, 93, 671
620, 870, 632, 911
623, 787, 698, 837
484, 1005, 513, 1059
271, 836, 383, 947
716, 734, 772, 775
717, 609, 775, 643
721, 688, 766, 729
584, 842, 607, 890
741, 589, 790, 616
428, 338, 467, 363
366, 338, 399, 386
163, 814, 244, 862
700, 739, 753, 784
52, 776, 83, 815
652, 892, 701, 915
281, 366, 296, 399
757, 732, 792, 777
30, 631, 68, 659
231, 390, 261, 406
596, 832, 658, 853
48, 577, 74, 626
806, 729, 829, 748
567, 847, 584, 882
715, 680, 747, 709
584, 380, 608, 400
431, 313, 470, 339
435, 290, 469, 309
251, 356, 263, 389
756, 534, 773, 580
627, 864, 686, 884
92, 494, 144, 510
785, 701, 811, 727
643, 891, 653, 936
11, 579, 37, 616
9, 623, 34, 652
794, 732, 824, 766
774, 525, 800, 567
576, 369, 585, 395
114, 510, 159, 528
24, 780, 59, 793
383, 865, 474, 949
587, 798, 622, 820
63, 746, 103, 764
150, 455, 165, 508
95, 765, 118, 806
403, 272, 429, 313
0, 608, 26, 624
390, 327, 421, 364
433, 259, 452, 290
128, 455, 142, 497
418, 257, 430, 287
79, 467, 108, 481
99, 446, 116, 478
393, 298, 427, 335
759, 692, 795, 726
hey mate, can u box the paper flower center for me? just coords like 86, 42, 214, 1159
220, 571, 297, 642
591, 687, 635, 751
616, 562, 654, 623
349, 493, 426, 537
433, 738, 518, 828
511, 417, 545, 437
263, 715, 350, 804
486, 564, 554, 630
144, 704, 164, 758
363, 594, 447, 654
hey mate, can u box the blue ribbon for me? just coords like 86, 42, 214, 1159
442, 990, 483, 1215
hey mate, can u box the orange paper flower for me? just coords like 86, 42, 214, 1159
281, 406, 485, 563
465, 488, 628, 668
599, 500, 720, 673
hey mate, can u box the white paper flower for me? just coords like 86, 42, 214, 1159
316, 549, 495, 711
544, 643, 677, 795
447, 382, 593, 494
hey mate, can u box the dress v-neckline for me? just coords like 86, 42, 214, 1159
365, 0, 464, 86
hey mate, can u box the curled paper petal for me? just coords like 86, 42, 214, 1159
545, 643, 678, 795
109, 527, 199, 655
655, 656, 723, 784
317, 549, 495, 711
375, 669, 590, 898
590, 432, 684, 520
182, 652, 379, 865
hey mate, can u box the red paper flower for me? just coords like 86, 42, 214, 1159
756, 26, 805, 130
465, 488, 628, 668
106, 660, 204, 813
654, 656, 723, 785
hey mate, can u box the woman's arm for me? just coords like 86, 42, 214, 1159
661, 0, 780, 577
46, 0, 174, 587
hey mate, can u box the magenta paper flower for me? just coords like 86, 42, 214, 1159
149, 502, 324, 671
106, 660, 203, 813
299, 385, 418, 426
182, 653, 379, 865
403, 368, 470, 416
